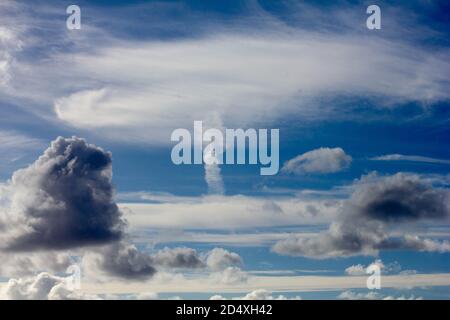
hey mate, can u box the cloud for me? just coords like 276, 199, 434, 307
0, 271, 159, 300
83, 245, 206, 280
0, 272, 99, 300
205, 248, 243, 271
240, 289, 301, 300
370, 154, 450, 165
345, 260, 402, 276
0, 251, 73, 278
0, 136, 125, 251
273, 173, 450, 258
282, 147, 352, 175
204, 161, 225, 195
209, 290, 301, 300
130, 292, 159, 300
0, 24, 22, 86
49, 33, 450, 145
0, 136, 164, 281
209, 267, 248, 285
150, 247, 205, 269
338, 290, 422, 300
2, 1, 449, 145
0, 131, 44, 172
0, 130, 42, 154
344, 264, 366, 276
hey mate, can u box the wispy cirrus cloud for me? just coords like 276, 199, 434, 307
1, 2, 449, 145
371, 154, 450, 165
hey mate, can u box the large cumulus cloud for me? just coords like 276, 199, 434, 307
0, 137, 125, 251
0, 137, 157, 280
273, 173, 450, 258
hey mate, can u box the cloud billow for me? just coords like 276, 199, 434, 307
273, 173, 450, 258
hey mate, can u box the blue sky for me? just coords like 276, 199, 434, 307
0, 0, 450, 300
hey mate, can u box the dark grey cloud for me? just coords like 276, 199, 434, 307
351, 173, 448, 222
83, 244, 209, 279
85, 242, 156, 280
273, 173, 450, 258
1, 137, 125, 251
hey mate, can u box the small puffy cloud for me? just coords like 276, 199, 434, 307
338, 290, 422, 300
282, 147, 352, 175
0, 137, 125, 251
209, 267, 248, 285
345, 260, 402, 276
209, 290, 301, 300
204, 247, 246, 285
273, 173, 450, 258
344, 264, 366, 276
241, 289, 301, 300
205, 248, 243, 271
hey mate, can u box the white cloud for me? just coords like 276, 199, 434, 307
345, 260, 403, 276
205, 248, 243, 271
0, 25, 22, 87
338, 290, 422, 300
371, 154, 450, 165
210, 290, 301, 300
240, 289, 301, 300
209, 267, 248, 285
4, 272, 449, 297
49, 33, 450, 144
131, 292, 159, 300
0, 272, 99, 300
344, 264, 366, 276
0, 15, 447, 145
0, 1, 448, 147
282, 147, 352, 175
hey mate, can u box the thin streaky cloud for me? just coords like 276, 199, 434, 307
371, 154, 450, 165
